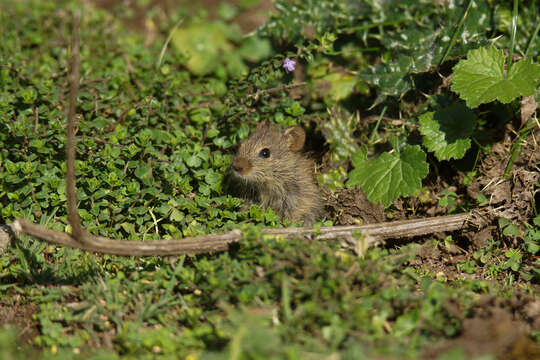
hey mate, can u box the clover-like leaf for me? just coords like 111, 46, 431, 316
451, 46, 540, 108
419, 103, 477, 161
346, 145, 429, 206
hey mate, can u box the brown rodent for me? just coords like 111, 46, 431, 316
230, 120, 324, 224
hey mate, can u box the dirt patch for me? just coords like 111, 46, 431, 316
408, 241, 461, 280
327, 187, 385, 225
466, 225, 497, 250
423, 295, 540, 359
89, 0, 274, 34
230, 0, 275, 33
0, 303, 40, 344
468, 127, 539, 224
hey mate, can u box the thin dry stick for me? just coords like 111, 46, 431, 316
12, 219, 241, 255
33, 106, 39, 132
66, 12, 87, 244
11, 212, 476, 256
249, 82, 307, 101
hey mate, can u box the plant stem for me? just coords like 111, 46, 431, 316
369, 106, 387, 145
438, 0, 473, 67
507, 0, 518, 74
524, 20, 540, 59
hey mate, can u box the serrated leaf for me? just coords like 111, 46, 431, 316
451, 46, 540, 108
358, 55, 412, 105
419, 103, 477, 161
320, 111, 360, 162
346, 145, 429, 206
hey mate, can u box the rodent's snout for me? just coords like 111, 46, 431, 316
232, 156, 252, 176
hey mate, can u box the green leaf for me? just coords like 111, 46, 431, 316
189, 108, 212, 125
217, 2, 238, 20
5, 160, 17, 174
224, 52, 248, 79
451, 46, 540, 108
238, 36, 272, 63
172, 23, 233, 76
170, 208, 185, 222
186, 155, 202, 168
346, 145, 429, 206
314, 73, 358, 102
285, 102, 305, 117
19, 87, 38, 104
358, 55, 412, 105
120, 222, 136, 235
419, 103, 477, 161
204, 170, 221, 187
134, 163, 152, 180
320, 111, 360, 163
393, 311, 419, 337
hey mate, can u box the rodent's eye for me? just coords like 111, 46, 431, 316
258, 148, 270, 158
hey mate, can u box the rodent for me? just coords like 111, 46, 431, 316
229, 120, 324, 225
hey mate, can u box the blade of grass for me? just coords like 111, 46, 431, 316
345, 18, 414, 33
507, 0, 518, 74
157, 18, 184, 69
503, 122, 536, 178
281, 275, 292, 323
524, 20, 540, 59
438, 0, 473, 67
369, 106, 387, 145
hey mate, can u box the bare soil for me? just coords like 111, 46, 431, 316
423, 296, 540, 359
0, 303, 40, 344
89, 0, 274, 34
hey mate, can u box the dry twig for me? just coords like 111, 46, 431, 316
249, 82, 307, 102
66, 12, 88, 244
11, 212, 477, 256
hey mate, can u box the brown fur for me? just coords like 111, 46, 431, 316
230, 121, 324, 224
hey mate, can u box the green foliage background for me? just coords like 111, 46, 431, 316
0, 0, 538, 358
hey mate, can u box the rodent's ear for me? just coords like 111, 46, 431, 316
284, 125, 306, 152
255, 119, 271, 131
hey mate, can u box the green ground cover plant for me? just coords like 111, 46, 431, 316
0, 0, 539, 359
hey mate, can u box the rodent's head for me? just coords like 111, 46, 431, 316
232, 120, 306, 183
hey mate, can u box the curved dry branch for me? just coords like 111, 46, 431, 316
11, 211, 480, 256
12, 219, 241, 255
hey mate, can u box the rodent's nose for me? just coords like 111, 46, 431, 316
232, 157, 251, 175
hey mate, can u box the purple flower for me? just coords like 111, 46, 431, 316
283, 58, 296, 72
